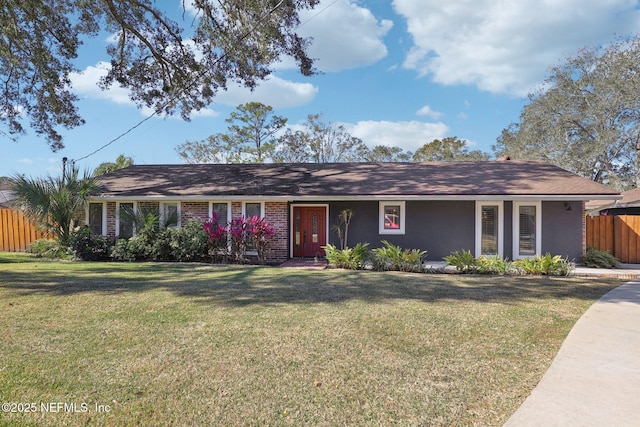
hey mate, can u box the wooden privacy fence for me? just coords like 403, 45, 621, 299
586, 215, 640, 263
0, 208, 49, 252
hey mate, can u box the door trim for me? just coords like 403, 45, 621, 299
290, 204, 329, 258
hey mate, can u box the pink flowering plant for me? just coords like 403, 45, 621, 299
203, 214, 277, 264
246, 216, 276, 264
203, 213, 228, 262
228, 216, 249, 263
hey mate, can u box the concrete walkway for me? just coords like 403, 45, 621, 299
504, 281, 640, 426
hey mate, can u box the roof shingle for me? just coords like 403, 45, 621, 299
95, 161, 619, 199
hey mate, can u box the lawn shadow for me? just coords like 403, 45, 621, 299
0, 260, 626, 307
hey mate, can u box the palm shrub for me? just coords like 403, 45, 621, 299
513, 253, 572, 276
371, 240, 427, 272
10, 166, 98, 246
475, 255, 512, 275
444, 249, 478, 273
582, 247, 620, 268
324, 242, 369, 270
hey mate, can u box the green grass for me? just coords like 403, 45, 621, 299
0, 252, 625, 426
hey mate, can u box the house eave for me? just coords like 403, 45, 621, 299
88, 194, 621, 202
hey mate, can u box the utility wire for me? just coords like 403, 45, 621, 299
74, 0, 288, 163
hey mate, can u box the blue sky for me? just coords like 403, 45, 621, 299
3, 0, 640, 177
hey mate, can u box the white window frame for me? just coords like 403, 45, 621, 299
116, 201, 137, 238
243, 201, 265, 219
475, 201, 504, 258
160, 201, 181, 229
512, 201, 542, 259
86, 202, 107, 236
379, 201, 406, 235
209, 201, 231, 224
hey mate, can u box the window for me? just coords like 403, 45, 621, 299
513, 201, 542, 259
475, 201, 503, 257
117, 202, 135, 239
244, 202, 263, 218
87, 202, 105, 236
210, 202, 230, 224
379, 201, 405, 234
160, 202, 180, 228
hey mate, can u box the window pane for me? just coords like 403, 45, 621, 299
212, 203, 228, 224
246, 202, 262, 218
163, 203, 178, 228
384, 205, 401, 229
481, 205, 498, 255
519, 206, 536, 256
89, 203, 103, 235
119, 203, 134, 239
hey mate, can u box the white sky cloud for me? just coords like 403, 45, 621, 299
296, 0, 393, 72
215, 76, 318, 108
69, 62, 332, 116
393, 0, 640, 96
346, 120, 449, 152
416, 105, 443, 119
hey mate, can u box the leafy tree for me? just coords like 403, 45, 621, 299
176, 102, 287, 163
273, 129, 311, 163
274, 114, 369, 163
364, 145, 413, 162
94, 154, 134, 176
0, 0, 318, 150
494, 35, 640, 190
413, 137, 490, 162
306, 114, 369, 163
10, 167, 99, 245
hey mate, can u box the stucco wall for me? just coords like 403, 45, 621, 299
328, 200, 475, 261
542, 201, 583, 261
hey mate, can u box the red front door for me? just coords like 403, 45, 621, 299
293, 206, 327, 257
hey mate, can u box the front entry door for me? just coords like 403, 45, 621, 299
293, 206, 326, 257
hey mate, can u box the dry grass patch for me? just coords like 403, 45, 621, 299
0, 253, 624, 426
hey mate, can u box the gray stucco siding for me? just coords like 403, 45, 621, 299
541, 201, 583, 261
328, 200, 475, 261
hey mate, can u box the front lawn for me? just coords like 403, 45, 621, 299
0, 253, 624, 426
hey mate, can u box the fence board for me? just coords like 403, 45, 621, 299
0, 208, 48, 252
586, 215, 640, 263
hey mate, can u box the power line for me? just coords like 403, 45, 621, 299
74, 0, 286, 163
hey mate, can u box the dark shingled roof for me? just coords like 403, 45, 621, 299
94, 161, 620, 199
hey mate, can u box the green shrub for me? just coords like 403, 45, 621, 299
111, 239, 135, 262
27, 239, 73, 260
324, 242, 369, 270
475, 255, 512, 275
444, 249, 478, 273
169, 220, 209, 262
582, 247, 620, 268
152, 228, 176, 261
513, 253, 572, 276
68, 226, 111, 261
371, 240, 427, 273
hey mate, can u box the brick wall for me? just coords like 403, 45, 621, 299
181, 201, 209, 224
104, 199, 291, 262
265, 202, 289, 262
106, 202, 116, 239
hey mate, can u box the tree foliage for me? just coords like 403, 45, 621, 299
10, 166, 98, 245
176, 102, 287, 163
0, 0, 318, 150
494, 35, 640, 190
363, 145, 413, 162
413, 137, 490, 162
275, 114, 369, 163
94, 154, 134, 176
